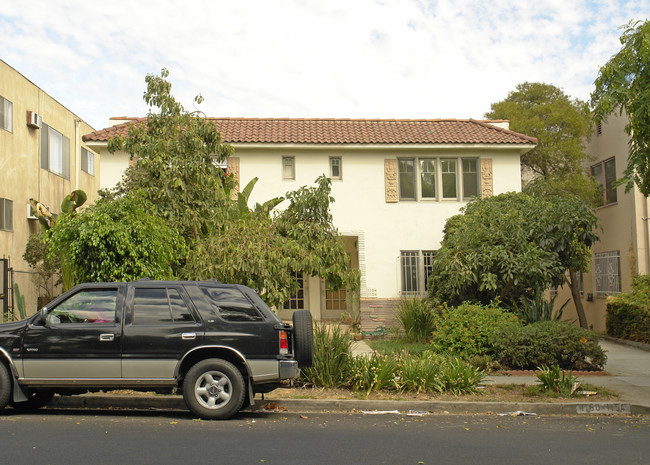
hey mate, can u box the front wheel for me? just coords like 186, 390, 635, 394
0, 364, 11, 411
182, 359, 245, 420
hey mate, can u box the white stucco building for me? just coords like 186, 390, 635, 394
84, 117, 536, 326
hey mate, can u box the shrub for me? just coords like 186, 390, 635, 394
348, 353, 399, 395
429, 302, 520, 358
396, 352, 444, 394
299, 323, 352, 388
606, 275, 650, 343
437, 357, 486, 395
536, 365, 578, 396
511, 291, 568, 324
490, 321, 606, 371
396, 297, 437, 343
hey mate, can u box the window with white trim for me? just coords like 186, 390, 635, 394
591, 158, 617, 206
0, 96, 12, 132
40, 123, 70, 179
330, 157, 342, 180
400, 250, 436, 295
81, 147, 95, 175
0, 198, 12, 231
398, 157, 480, 201
594, 251, 621, 296
282, 156, 295, 180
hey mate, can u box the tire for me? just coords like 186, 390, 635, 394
182, 359, 245, 420
10, 389, 55, 411
292, 309, 314, 368
0, 364, 12, 411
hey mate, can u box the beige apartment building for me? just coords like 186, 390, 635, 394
0, 60, 100, 319
557, 112, 650, 332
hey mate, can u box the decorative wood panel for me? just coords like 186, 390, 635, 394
384, 159, 398, 203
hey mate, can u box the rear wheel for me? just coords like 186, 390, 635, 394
182, 359, 245, 420
292, 310, 314, 368
0, 364, 11, 411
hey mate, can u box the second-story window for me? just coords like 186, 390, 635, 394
330, 157, 342, 180
81, 147, 95, 175
282, 156, 295, 181
398, 157, 479, 201
591, 157, 617, 206
0, 96, 13, 132
41, 123, 70, 179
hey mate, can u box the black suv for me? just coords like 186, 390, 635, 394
0, 280, 313, 420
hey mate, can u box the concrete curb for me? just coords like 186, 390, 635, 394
48, 395, 650, 416
600, 335, 650, 353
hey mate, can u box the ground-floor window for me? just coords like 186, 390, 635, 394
400, 250, 436, 295
283, 272, 305, 310
594, 251, 621, 296
325, 285, 347, 311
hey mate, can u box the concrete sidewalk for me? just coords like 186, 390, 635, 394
48, 338, 650, 416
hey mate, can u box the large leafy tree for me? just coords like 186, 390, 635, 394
106, 69, 357, 305
184, 176, 359, 308
591, 19, 650, 196
47, 196, 187, 285
428, 192, 599, 328
108, 68, 235, 242
485, 82, 593, 191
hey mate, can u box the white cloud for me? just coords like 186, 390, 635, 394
0, 0, 647, 130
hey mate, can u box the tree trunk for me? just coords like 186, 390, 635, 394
568, 270, 588, 329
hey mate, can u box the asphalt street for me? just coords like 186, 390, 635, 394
2, 410, 649, 465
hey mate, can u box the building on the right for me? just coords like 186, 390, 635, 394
556, 112, 650, 332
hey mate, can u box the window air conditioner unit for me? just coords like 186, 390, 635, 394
26, 111, 42, 129
27, 203, 38, 220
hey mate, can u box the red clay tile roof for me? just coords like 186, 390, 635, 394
83, 117, 537, 145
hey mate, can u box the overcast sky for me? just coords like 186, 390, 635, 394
1, 0, 647, 131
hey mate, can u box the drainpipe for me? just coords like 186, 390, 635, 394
74, 119, 81, 191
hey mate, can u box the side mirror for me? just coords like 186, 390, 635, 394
39, 307, 48, 324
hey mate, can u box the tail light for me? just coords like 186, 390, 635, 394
279, 330, 289, 355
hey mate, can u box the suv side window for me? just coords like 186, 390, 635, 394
200, 287, 264, 322
132, 288, 196, 325
47, 289, 118, 324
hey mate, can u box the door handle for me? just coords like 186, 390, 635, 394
99, 333, 115, 342
181, 333, 196, 340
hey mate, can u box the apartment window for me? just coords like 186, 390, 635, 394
462, 158, 478, 198
40, 123, 70, 179
81, 147, 95, 175
0, 96, 12, 132
330, 157, 342, 180
591, 158, 617, 206
282, 156, 295, 180
594, 251, 621, 296
398, 157, 479, 201
0, 198, 12, 231
398, 159, 416, 200
400, 250, 436, 295
441, 159, 457, 198
420, 159, 436, 199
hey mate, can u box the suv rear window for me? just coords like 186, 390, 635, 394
200, 287, 263, 322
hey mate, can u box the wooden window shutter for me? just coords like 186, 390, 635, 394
40, 123, 49, 170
